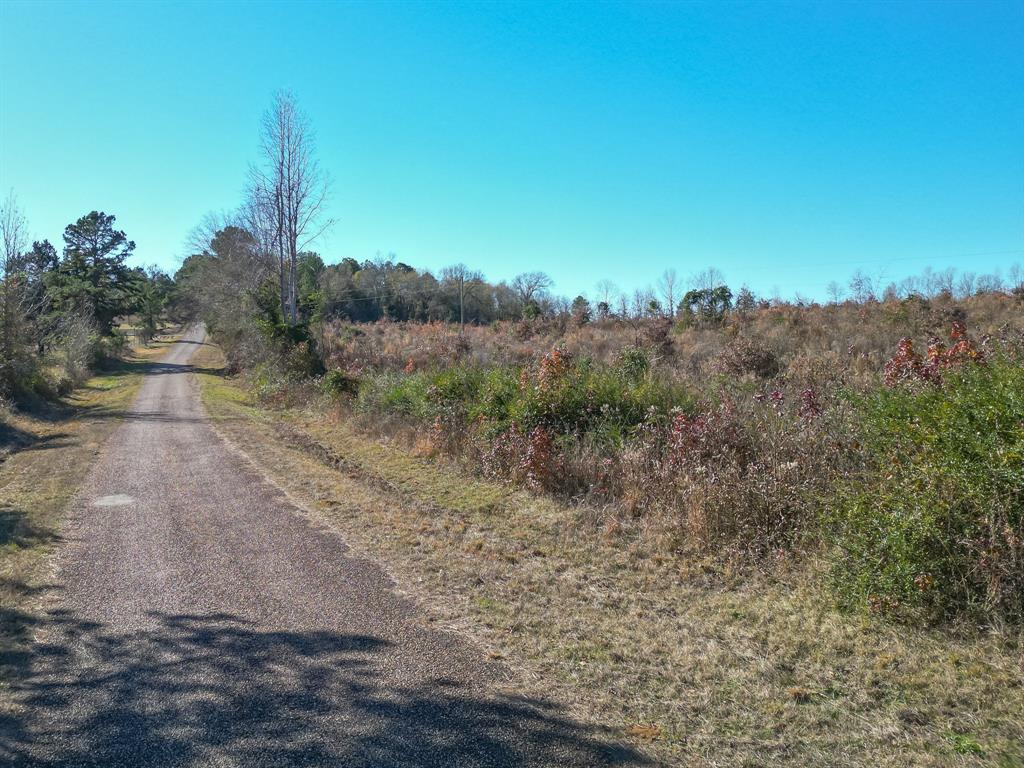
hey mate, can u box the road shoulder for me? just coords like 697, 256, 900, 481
0, 335, 178, 712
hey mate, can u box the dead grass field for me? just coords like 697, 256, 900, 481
193, 341, 1024, 768
0, 331, 180, 711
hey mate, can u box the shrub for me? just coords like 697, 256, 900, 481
639, 318, 674, 356
310, 298, 1024, 624
284, 339, 325, 378
428, 365, 486, 405
54, 314, 102, 385
101, 331, 129, 360
481, 423, 561, 491
54, 376, 75, 397
321, 369, 359, 398
618, 397, 843, 551
356, 371, 427, 418
785, 351, 846, 390
250, 364, 291, 406
829, 350, 1024, 624
354, 347, 697, 499
616, 346, 650, 381
715, 336, 781, 379
469, 367, 521, 432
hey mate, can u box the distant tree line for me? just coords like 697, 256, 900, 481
180, 210, 1024, 341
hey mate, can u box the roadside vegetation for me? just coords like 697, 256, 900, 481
334, 309, 1024, 627
0, 191, 177, 402
167, 88, 1024, 767
214, 285, 1023, 628
193, 335, 1023, 767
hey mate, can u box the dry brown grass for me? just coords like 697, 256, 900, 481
320, 293, 1024, 389
195, 342, 1024, 767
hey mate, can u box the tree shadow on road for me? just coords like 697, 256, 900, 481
0, 611, 648, 767
83, 358, 223, 382
1, 343, 222, 443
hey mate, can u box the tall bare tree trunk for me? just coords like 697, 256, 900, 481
0, 192, 29, 391
252, 91, 333, 327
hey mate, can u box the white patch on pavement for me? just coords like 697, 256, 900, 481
92, 494, 135, 507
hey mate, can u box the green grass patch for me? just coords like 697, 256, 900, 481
945, 732, 986, 757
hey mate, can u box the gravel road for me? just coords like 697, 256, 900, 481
2, 327, 646, 767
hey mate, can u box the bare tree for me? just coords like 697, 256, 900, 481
620, 287, 653, 344
594, 279, 618, 319
826, 280, 843, 305
616, 291, 630, 318
956, 271, 977, 299
0, 191, 26, 275
1, 191, 33, 390
1009, 262, 1023, 292
245, 176, 285, 318
898, 274, 922, 297
185, 210, 240, 256
594, 279, 617, 304
936, 267, 956, 297
657, 269, 678, 318
250, 91, 333, 325
688, 267, 725, 293
442, 263, 482, 331
511, 271, 553, 311
848, 269, 876, 303
976, 271, 1005, 294
631, 287, 654, 319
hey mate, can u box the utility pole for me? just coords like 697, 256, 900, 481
459, 272, 465, 332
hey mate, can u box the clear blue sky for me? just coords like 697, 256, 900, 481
2, 0, 1022, 301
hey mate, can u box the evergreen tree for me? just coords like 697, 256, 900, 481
48, 211, 135, 334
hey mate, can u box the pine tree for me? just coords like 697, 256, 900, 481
48, 212, 135, 334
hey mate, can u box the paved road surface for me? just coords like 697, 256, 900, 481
2, 327, 645, 767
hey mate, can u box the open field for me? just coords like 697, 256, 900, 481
255, 294, 1024, 627
193, 338, 1024, 767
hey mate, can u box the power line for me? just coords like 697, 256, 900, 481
721, 249, 1024, 273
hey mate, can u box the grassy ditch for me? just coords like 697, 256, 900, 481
193, 340, 1024, 768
